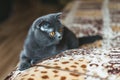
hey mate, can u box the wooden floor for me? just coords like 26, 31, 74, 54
0, 1, 61, 79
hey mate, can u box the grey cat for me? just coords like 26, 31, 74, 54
18, 13, 102, 71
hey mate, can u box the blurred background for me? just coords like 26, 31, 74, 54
0, 0, 71, 79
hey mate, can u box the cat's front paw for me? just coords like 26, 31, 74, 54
31, 59, 40, 65
18, 62, 31, 71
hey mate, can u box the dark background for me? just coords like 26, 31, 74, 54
0, 0, 70, 23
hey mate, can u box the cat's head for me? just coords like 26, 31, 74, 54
32, 13, 64, 46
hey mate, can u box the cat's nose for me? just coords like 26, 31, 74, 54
56, 32, 62, 40
58, 35, 62, 40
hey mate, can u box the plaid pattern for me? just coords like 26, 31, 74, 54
62, 0, 120, 48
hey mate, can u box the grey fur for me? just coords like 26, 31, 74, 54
18, 13, 79, 71
18, 13, 102, 71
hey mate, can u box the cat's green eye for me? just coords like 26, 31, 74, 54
50, 32, 55, 37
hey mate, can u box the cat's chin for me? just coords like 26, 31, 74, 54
53, 40, 60, 45
46, 41, 60, 46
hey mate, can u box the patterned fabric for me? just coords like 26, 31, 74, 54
62, 0, 120, 49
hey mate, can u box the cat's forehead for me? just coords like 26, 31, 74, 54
41, 16, 61, 26
42, 15, 60, 24
32, 13, 63, 30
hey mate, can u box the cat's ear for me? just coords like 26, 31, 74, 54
37, 21, 50, 31
36, 21, 49, 29
55, 12, 62, 19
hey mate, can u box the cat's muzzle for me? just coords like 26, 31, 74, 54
58, 35, 62, 40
